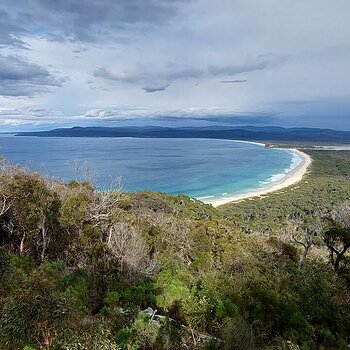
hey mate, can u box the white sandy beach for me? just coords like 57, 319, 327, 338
205, 149, 312, 207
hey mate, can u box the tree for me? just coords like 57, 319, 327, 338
323, 202, 350, 272
6, 173, 61, 262
282, 215, 323, 267
107, 222, 155, 280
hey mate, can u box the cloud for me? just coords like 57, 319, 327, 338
220, 79, 247, 84
81, 106, 266, 120
143, 83, 169, 93
94, 57, 269, 92
0, 107, 66, 128
84, 109, 119, 118
94, 62, 260, 91
94, 65, 203, 91
94, 66, 203, 83
208, 56, 272, 76
1, 0, 350, 130
0, 55, 64, 96
162, 68, 203, 80
93, 67, 140, 84
0, 9, 28, 48
0, 0, 189, 44
83, 107, 152, 119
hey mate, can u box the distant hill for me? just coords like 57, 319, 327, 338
16, 125, 350, 143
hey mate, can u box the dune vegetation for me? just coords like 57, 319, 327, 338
0, 150, 350, 349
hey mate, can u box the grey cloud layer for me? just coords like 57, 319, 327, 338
94, 66, 204, 92
0, 10, 28, 48
93, 58, 272, 92
0, 0, 187, 46
208, 55, 282, 76
1, 0, 350, 129
0, 55, 63, 96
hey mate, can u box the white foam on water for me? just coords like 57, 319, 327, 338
197, 195, 215, 200
259, 149, 302, 187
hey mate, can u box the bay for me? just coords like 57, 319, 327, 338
0, 135, 300, 201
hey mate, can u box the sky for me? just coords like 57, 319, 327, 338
0, 0, 350, 131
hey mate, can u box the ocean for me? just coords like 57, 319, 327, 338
0, 135, 301, 201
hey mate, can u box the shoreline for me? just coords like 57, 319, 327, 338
204, 149, 312, 207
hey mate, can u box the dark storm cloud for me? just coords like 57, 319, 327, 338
0, 55, 63, 96
0, 0, 187, 44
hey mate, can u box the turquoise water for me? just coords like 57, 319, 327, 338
0, 135, 300, 201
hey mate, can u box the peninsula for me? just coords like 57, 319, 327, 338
16, 125, 350, 143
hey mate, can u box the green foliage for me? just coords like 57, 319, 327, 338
0, 261, 88, 349
118, 279, 157, 309
116, 311, 182, 350
222, 316, 255, 350
0, 247, 12, 285
323, 225, 350, 272
183, 294, 213, 330
59, 192, 90, 228
116, 312, 160, 349
155, 269, 191, 312
62, 269, 90, 308
60, 319, 119, 350
11, 255, 36, 273
105, 290, 121, 305
213, 298, 238, 319
11, 174, 59, 231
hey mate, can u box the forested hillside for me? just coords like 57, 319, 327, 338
0, 151, 350, 349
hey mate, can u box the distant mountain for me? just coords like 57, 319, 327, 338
16, 125, 350, 143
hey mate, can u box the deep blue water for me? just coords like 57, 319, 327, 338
0, 135, 300, 200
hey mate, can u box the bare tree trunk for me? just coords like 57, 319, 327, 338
334, 244, 350, 271
40, 219, 47, 262
299, 241, 312, 267
329, 249, 335, 268
20, 232, 26, 255
300, 245, 309, 265
0, 195, 11, 216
